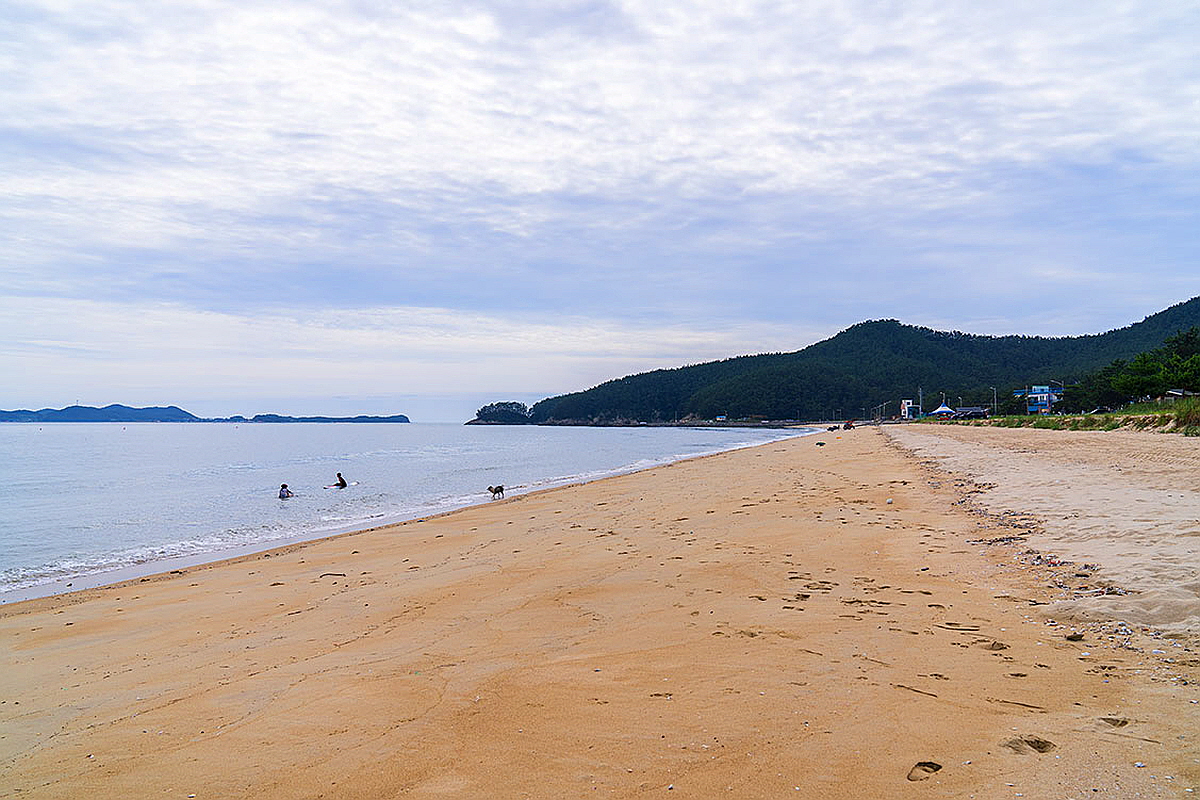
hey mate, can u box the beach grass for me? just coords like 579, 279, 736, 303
1172, 397, 1200, 434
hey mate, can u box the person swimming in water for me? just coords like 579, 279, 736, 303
335, 472, 347, 488
279, 483, 294, 499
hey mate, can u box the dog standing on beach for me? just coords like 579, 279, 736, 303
488, 485, 504, 499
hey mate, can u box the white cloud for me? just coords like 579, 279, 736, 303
3, 0, 1197, 266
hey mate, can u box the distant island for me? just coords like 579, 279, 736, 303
0, 404, 410, 423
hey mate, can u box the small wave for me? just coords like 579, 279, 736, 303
1, 426, 811, 597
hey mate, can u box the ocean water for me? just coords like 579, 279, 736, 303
0, 423, 810, 600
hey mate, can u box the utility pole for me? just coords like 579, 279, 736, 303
990, 386, 997, 416
918, 387, 923, 416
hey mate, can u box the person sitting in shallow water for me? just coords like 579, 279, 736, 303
335, 472, 347, 488
279, 483, 294, 499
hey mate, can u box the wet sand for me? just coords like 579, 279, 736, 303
2, 426, 1197, 798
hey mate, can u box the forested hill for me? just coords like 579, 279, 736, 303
529, 295, 1200, 423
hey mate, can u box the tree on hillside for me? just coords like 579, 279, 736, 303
1063, 326, 1200, 408
1112, 352, 1167, 398
1162, 327, 1200, 358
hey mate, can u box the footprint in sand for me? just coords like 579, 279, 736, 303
906, 762, 943, 781
1002, 735, 1057, 754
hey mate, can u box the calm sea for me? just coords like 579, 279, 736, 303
0, 423, 810, 600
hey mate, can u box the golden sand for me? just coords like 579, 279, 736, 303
2, 426, 1197, 798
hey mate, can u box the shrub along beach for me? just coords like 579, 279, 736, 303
2, 425, 1197, 798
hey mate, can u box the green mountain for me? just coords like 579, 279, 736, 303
529, 296, 1200, 423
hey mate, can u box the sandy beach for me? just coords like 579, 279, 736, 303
2, 425, 1197, 798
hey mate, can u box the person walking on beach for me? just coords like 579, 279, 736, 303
279, 483, 294, 499
335, 472, 348, 488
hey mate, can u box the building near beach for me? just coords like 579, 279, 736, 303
1013, 385, 1062, 414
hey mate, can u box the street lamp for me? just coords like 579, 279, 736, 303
1049, 379, 1065, 411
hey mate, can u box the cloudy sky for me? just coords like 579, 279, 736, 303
3, 0, 1197, 421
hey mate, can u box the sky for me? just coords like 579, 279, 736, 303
2, 0, 1198, 422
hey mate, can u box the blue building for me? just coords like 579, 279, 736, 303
1013, 385, 1062, 415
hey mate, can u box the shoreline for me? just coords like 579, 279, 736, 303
0, 471, 660, 616
3, 426, 1196, 798
1, 429, 817, 609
